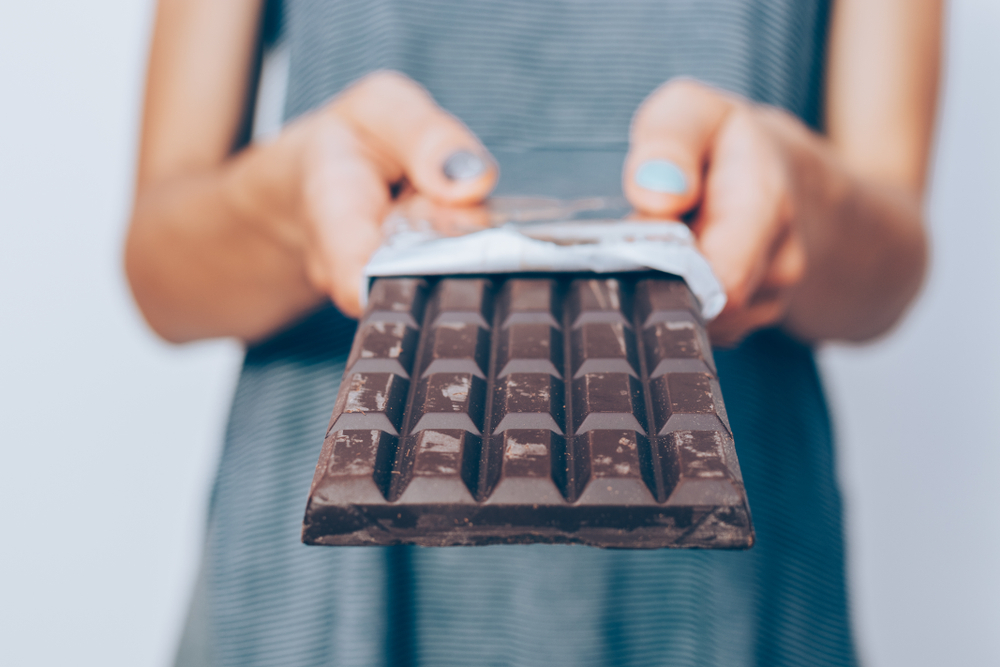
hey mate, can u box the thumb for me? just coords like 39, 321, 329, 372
333, 70, 498, 206
624, 79, 735, 218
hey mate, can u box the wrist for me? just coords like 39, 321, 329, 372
223, 133, 311, 258
764, 108, 853, 282
774, 114, 928, 341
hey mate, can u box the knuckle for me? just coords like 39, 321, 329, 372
362, 69, 427, 101
364, 69, 407, 89
725, 106, 762, 140
707, 318, 745, 349
664, 76, 709, 98
663, 77, 739, 110
723, 281, 752, 312
760, 166, 791, 212
329, 268, 364, 316
304, 255, 333, 294
638, 77, 705, 116
311, 115, 353, 148
782, 241, 808, 287
337, 70, 427, 112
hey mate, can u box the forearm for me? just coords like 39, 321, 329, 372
781, 121, 928, 343
125, 156, 324, 344
786, 0, 940, 343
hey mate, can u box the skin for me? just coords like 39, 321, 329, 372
126, 0, 941, 347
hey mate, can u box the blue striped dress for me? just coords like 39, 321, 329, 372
175, 1, 858, 665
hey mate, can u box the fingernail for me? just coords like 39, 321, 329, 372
635, 159, 688, 194
442, 150, 486, 181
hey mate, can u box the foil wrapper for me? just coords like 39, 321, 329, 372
363, 196, 726, 320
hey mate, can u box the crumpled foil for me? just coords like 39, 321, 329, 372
363, 196, 726, 320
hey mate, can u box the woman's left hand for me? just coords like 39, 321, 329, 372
624, 78, 830, 346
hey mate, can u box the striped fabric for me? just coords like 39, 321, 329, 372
283, 0, 829, 144
176, 1, 858, 665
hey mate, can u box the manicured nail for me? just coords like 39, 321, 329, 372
442, 150, 486, 181
635, 159, 688, 194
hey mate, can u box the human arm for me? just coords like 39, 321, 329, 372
126, 0, 496, 344
623, 0, 941, 344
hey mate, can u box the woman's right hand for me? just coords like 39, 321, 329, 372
230, 70, 497, 318
128, 24, 497, 343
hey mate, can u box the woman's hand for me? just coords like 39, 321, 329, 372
623, 79, 809, 346
127, 66, 496, 343
623, 78, 928, 345
230, 71, 497, 317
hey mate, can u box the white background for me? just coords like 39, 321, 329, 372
0, 2, 997, 665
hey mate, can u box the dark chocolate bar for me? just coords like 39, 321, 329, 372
303, 274, 753, 548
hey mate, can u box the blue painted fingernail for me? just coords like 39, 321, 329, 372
443, 150, 486, 181
635, 159, 688, 194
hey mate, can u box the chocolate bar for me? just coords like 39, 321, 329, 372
303, 274, 753, 548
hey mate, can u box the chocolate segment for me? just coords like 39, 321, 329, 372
571, 372, 646, 434
311, 430, 397, 504
421, 322, 490, 378
366, 277, 428, 327
570, 322, 639, 378
496, 322, 562, 377
486, 429, 566, 504
410, 372, 487, 434
426, 278, 493, 328
498, 278, 561, 328
633, 277, 700, 328
635, 277, 715, 376
391, 429, 481, 503
347, 321, 419, 378
657, 430, 743, 506
305, 274, 753, 549
568, 277, 631, 328
573, 430, 656, 505
329, 372, 409, 434
649, 372, 730, 434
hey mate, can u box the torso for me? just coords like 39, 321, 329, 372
178, 2, 858, 665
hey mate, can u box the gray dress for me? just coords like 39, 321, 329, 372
177, 1, 857, 665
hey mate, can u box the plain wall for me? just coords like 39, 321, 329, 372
0, 3, 243, 665
0, 2, 996, 665
819, 1, 1000, 663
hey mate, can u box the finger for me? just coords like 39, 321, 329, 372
692, 110, 791, 312
703, 183, 801, 347
391, 193, 492, 237
333, 70, 497, 205
709, 295, 788, 348
758, 227, 807, 293
301, 126, 390, 317
624, 79, 736, 217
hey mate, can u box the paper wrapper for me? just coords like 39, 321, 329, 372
363, 196, 726, 320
